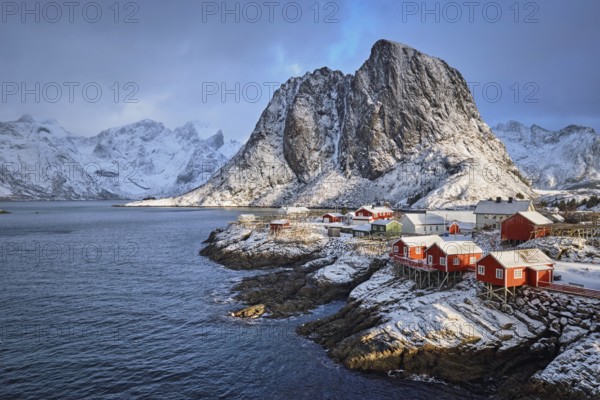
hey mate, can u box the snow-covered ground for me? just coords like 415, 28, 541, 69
554, 262, 600, 290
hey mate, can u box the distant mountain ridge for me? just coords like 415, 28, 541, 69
0, 115, 242, 200
130, 40, 532, 209
492, 121, 600, 190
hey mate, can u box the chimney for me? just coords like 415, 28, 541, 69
495, 197, 501, 203
508, 197, 513, 203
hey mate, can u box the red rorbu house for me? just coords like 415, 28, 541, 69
390, 235, 444, 263
353, 205, 394, 224
425, 241, 483, 273
476, 249, 554, 302
448, 221, 475, 236
269, 219, 291, 233
500, 211, 553, 244
322, 213, 344, 223
390, 235, 445, 287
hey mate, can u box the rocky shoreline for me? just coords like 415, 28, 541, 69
200, 223, 600, 399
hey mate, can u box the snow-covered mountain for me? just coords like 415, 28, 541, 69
0, 115, 241, 200
131, 40, 531, 209
492, 121, 600, 190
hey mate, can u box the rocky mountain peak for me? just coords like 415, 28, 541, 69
206, 130, 224, 150
136, 40, 531, 208
16, 114, 35, 124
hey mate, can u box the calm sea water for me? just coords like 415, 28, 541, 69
0, 202, 482, 399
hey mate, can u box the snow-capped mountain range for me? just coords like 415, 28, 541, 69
492, 121, 600, 190
0, 114, 241, 200
131, 40, 532, 209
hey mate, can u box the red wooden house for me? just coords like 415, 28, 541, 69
391, 235, 444, 261
448, 221, 475, 235
353, 205, 394, 224
424, 241, 483, 272
501, 211, 553, 244
322, 213, 344, 223
476, 249, 554, 295
269, 219, 291, 233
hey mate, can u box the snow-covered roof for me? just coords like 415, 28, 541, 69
371, 219, 398, 226
401, 213, 445, 226
450, 221, 476, 230
357, 205, 394, 214
488, 248, 553, 269
515, 211, 553, 225
396, 235, 443, 248
270, 219, 290, 225
433, 241, 483, 255
474, 200, 532, 215
550, 214, 565, 223
323, 212, 344, 217
279, 206, 310, 214
353, 224, 373, 232
427, 210, 476, 223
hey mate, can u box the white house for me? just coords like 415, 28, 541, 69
399, 213, 446, 235
473, 198, 534, 229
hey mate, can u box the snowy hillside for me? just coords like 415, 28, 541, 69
493, 121, 600, 190
129, 40, 531, 209
0, 115, 242, 200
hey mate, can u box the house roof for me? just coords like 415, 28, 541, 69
371, 219, 398, 226
323, 213, 344, 218
427, 210, 476, 223
474, 200, 532, 215
550, 214, 565, 223
432, 241, 483, 255
400, 213, 445, 226
395, 235, 444, 248
450, 221, 476, 230
353, 224, 373, 232
357, 205, 394, 214
487, 249, 553, 269
271, 219, 290, 225
515, 211, 553, 225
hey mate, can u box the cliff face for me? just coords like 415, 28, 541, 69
144, 40, 530, 208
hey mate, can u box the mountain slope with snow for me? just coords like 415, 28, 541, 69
493, 121, 600, 190
0, 115, 241, 200
131, 40, 531, 208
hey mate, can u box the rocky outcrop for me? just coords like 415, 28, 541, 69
199, 224, 329, 269
200, 223, 387, 317
135, 40, 531, 209
298, 265, 599, 396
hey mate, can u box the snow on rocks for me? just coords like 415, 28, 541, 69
521, 237, 600, 265
526, 333, 600, 399
200, 223, 328, 269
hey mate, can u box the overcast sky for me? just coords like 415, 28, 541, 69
1, 0, 598, 139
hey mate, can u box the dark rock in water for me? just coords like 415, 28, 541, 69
233, 258, 386, 318
231, 304, 266, 319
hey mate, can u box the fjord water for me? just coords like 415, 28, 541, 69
0, 202, 478, 399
